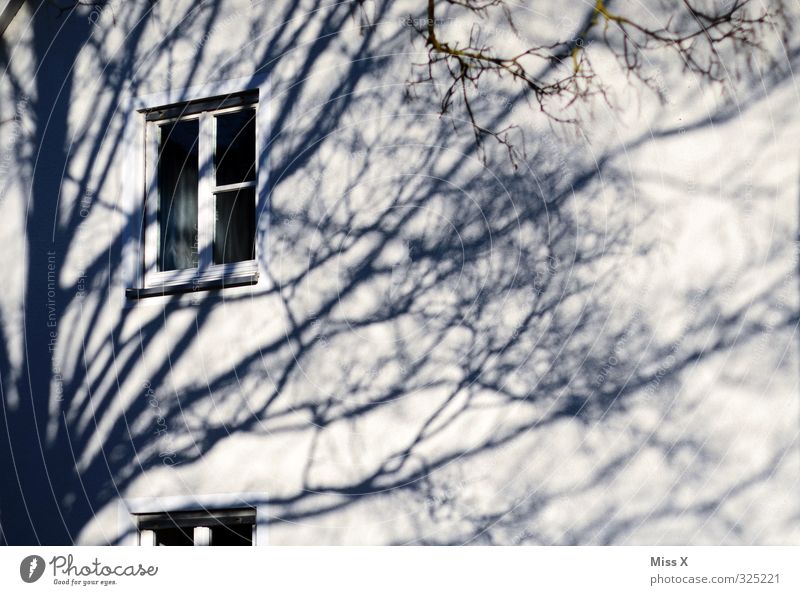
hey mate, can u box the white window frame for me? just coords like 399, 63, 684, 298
117, 492, 268, 546
122, 76, 270, 300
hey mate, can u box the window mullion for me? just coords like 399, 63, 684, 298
198, 112, 215, 272
139, 529, 156, 546
194, 526, 212, 546
213, 180, 257, 193
144, 122, 159, 282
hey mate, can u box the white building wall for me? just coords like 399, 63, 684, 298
0, 0, 797, 545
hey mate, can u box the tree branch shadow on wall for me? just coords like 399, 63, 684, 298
0, 0, 797, 545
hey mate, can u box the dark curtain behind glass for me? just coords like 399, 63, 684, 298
158, 120, 199, 271
214, 188, 255, 264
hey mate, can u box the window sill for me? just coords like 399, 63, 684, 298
125, 271, 259, 299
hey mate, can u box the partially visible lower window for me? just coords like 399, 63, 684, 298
136, 507, 256, 546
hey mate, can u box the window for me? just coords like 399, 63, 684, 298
126, 90, 260, 298
119, 492, 267, 546
136, 507, 256, 546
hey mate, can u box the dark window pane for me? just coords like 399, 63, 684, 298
158, 119, 199, 271
215, 108, 256, 185
214, 188, 255, 264
211, 523, 253, 546
154, 527, 194, 546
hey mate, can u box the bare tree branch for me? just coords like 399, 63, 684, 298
412, 0, 787, 163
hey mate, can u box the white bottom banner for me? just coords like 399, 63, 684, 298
0, 546, 797, 594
